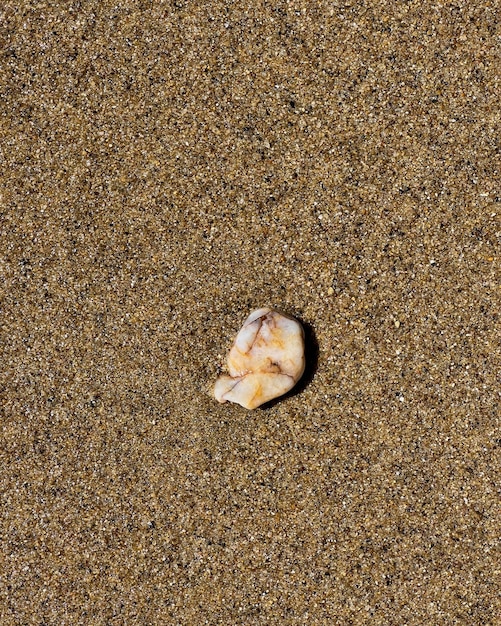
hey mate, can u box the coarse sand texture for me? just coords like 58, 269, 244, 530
1, 2, 499, 625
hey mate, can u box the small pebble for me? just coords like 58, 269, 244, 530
214, 308, 305, 409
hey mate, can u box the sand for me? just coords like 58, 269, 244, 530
1, 1, 499, 624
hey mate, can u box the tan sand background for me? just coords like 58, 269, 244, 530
1, 1, 500, 624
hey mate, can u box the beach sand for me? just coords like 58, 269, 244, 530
1, 1, 499, 623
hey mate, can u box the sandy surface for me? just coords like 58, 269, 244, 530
1, 1, 500, 624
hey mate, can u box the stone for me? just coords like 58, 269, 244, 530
214, 308, 305, 409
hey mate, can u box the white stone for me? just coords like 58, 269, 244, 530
214, 308, 305, 409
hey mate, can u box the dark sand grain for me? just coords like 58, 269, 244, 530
1, 1, 500, 624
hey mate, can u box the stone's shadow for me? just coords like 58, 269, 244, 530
260, 318, 319, 410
